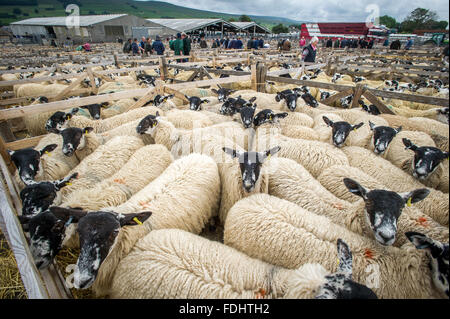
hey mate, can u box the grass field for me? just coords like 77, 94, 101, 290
0, 0, 302, 31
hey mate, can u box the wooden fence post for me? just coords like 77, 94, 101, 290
158, 56, 168, 81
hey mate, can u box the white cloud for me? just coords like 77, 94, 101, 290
143, 0, 449, 22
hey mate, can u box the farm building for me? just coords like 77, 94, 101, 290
9, 14, 177, 44
230, 21, 271, 35
0, 28, 12, 43
147, 18, 265, 36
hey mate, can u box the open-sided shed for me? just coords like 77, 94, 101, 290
230, 21, 271, 35
147, 18, 239, 36
10, 14, 175, 44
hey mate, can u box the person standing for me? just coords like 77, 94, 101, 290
258, 38, 264, 48
247, 37, 253, 49
368, 38, 374, 49
299, 36, 306, 49
131, 38, 140, 56
383, 38, 389, 47
171, 33, 184, 62
123, 38, 132, 53
236, 37, 243, 49
326, 37, 333, 48
199, 35, 208, 49
144, 38, 153, 56
405, 37, 413, 50
334, 38, 341, 48
139, 36, 146, 55
301, 36, 318, 62
152, 36, 165, 55
181, 33, 191, 62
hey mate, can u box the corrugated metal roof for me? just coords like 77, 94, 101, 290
230, 21, 271, 33
11, 14, 127, 27
147, 18, 237, 33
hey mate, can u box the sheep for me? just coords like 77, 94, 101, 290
12, 133, 80, 188
68, 106, 164, 133
317, 164, 448, 227
321, 115, 364, 147
108, 229, 376, 299
15, 83, 68, 98
254, 122, 349, 178
402, 138, 449, 193
59, 136, 145, 199
50, 153, 220, 295
341, 146, 449, 226
265, 157, 447, 246
61, 144, 173, 210
405, 232, 449, 297
165, 109, 213, 129
223, 193, 446, 299
368, 121, 403, 155
379, 114, 449, 151
136, 112, 249, 157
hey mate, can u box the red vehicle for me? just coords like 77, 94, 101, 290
300, 22, 388, 42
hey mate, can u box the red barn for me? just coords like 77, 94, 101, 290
300, 22, 388, 41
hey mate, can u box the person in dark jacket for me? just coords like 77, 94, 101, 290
368, 38, 374, 49
302, 36, 318, 62
252, 37, 259, 49
326, 38, 333, 48
152, 36, 165, 55
236, 37, 243, 49
131, 38, 140, 56
247, 38, 253, 49
258, 38, 264, 48
181, 33, 191, 62
223, 37, 230, 49
123, 38, 132, 53
199, 36, 208, 49
340, 38, 347, 48
390, 39, 401, 50
144, 38, 153, 56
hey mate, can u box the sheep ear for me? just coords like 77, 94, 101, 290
322, 116, 334, 127
49, 206, 88, 223
402, 138, 418, 151
155, 111, 160, 118
405, 232, 443, 256
119, 211, 152, 227
259, 146, 281, 162
249, 97, 257, 103
352, 122, 364, 131
222, 147, 242, 159
336, 239, 352, 277
7, 150, 14, 156
440, 151, 449, 161
343, 178, 368, 200
368, 121, 376, 131
399, 189, 430, 206
395, 126, 402, 134
39, 144, 58, 156
211, 89, 218, 94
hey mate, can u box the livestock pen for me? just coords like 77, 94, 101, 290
0, 43, 448, 299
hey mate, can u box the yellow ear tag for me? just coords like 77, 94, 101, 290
133, 217, 143, 225
152, 123, 156, 127
407, 197, 412, 207
267, 154, 271, 160
67, 116, 71, 120
65, 182, 72, 186
353, 127, 357, 131
45, 151, 51, 157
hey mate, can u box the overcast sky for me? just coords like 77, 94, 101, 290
148, 0, 449, 22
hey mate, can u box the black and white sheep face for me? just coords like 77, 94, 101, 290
81, 103, 107, 120
22, 210, 67, 269
8, 144, 58, 184
332, 73, 342, 83
301, 92, 318, 108
320, 91, 331, 101
403, 138, 449, 180
354, 76, 366, 83
136, 112, 160, 135
30, 96, 49, 104
369, 122, 402, 155
19, 173, 77, 218
223, 146, 281, 193
384, 80, 399, 88
275, 90, 293, 103
282, 93, 300, 112
340, 94, 354, 108
185, 95, 209, 111
51, 210, 151, 289
344, 178, 430, 246
152, 94, 174, 107
137, 74, 156, 86
57, 127, 94, 156
315, 239, 378, 299
238, 104, 257, 128
253, 109, 288, 127
220, 98, 238, 115
406, 232, 449, 297
323, 117, 363, 148
45, 108, 79, 133
436, 107, 449, 125
211, 88, 235, 102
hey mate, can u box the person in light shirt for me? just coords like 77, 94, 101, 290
302, 36, 318, 62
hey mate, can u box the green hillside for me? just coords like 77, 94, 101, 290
0, 0, 303, 30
